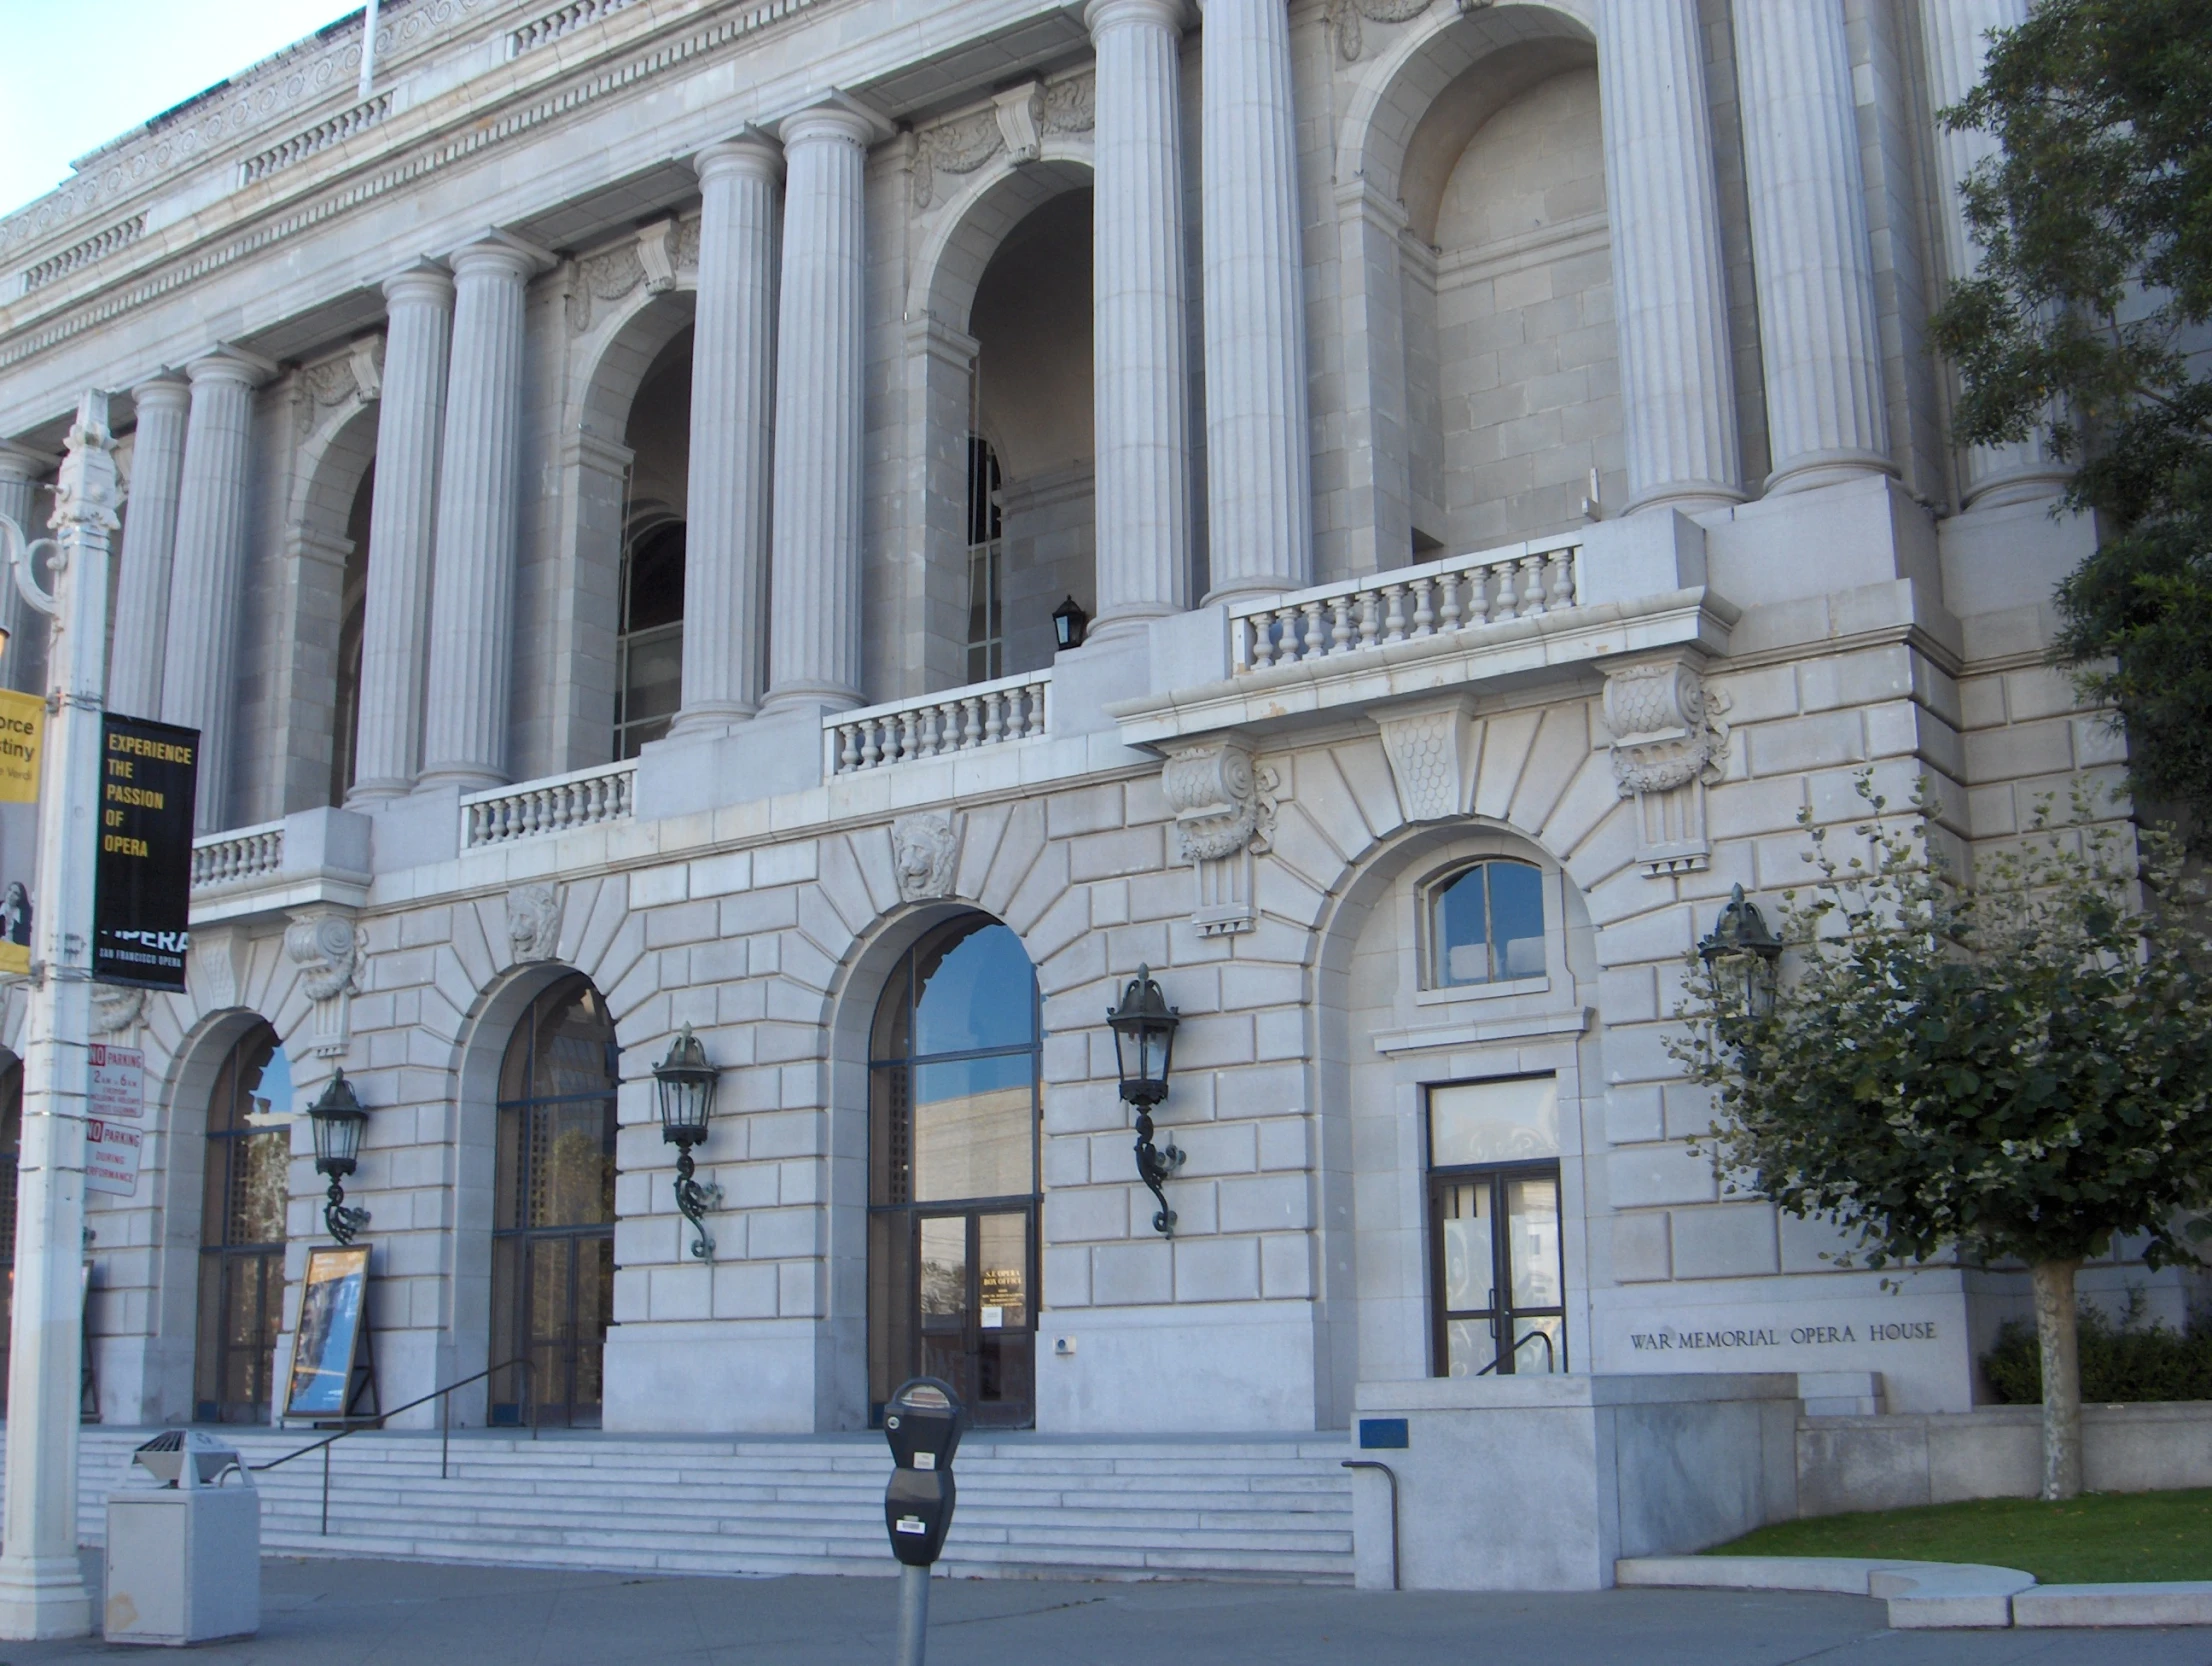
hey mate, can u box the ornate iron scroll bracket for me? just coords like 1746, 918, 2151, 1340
673, 1147, 723, 1261
324, 1179, 370, 1246
1132, 1107, 1185, 1237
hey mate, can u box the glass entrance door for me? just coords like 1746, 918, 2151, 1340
916, 1210, 1034, 1425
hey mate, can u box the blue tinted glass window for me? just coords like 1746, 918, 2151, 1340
1431, 860, 1545, 986
1488, 861, 1545, 980
913, 922, 1036, 1056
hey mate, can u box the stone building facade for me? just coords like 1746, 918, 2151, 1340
0, 0, 2159, 1444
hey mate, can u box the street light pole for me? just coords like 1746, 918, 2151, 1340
0, 391, 117, 1639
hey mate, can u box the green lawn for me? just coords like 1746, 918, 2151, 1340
1709, 1490, 2212, 1584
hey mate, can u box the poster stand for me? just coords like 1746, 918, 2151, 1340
282, 1244, 380, 1427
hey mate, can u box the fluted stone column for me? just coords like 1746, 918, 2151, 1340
677, 135, 780, 732
1200, 0, 1312, 601
1732, 0, 1894, 494
420, 237, 541, 788
1597, 0, 1744, 512
1921, 0, 2061, 508
1089, 0, 1192, 633
761, 101, 877, 715
163, 350, 269, 833
350, 264, 453, 802
108, 378, 188, 717
0, 444, 52, 696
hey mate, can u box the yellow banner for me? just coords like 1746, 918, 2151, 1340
0, 689, 40, 804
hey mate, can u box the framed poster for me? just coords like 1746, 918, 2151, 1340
283, 1245, 379, 1424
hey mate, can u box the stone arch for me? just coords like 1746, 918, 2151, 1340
274, 392, 380, 813
521, 284, 698, 777
894, 153, 1096, 697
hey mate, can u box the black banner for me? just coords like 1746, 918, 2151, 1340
93, 713, 199, 991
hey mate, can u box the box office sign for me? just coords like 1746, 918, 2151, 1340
93, 714, 199, 992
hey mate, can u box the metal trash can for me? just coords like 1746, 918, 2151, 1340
104, 1431, 260, 1645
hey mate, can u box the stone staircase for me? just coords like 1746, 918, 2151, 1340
50, 1427, 1356, 1584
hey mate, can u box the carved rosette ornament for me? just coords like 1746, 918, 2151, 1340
1160, 738, 1278, 936
890, 811, 961, 903
506, 882, 563, 963
1602, 658, 1731, 876
286, 906, 368, 1058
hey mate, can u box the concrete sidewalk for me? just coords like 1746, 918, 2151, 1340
9, 1556, 2212, 1665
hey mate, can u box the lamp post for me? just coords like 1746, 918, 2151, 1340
1051, 595, 1088, 652
652, 1024, 721, 1259
1106, 964, 1183, 1235
307, 1069, 372, 1245
1699, 883, 1783, 1023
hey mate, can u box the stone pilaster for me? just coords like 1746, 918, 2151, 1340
350, 264, 454, 802
0, 444, 53, 697
1731, 0, 1894, 494
1088, 0, 1192, 634
762, 101, 880, 715
677, 134, 781, 731
1919, 0, 2062, 509
1596, 0, 1745, 513
162, 349, 271, 833
420, 236, 544, 789
1199, 0, 1312, 601
108, 378, 189, 718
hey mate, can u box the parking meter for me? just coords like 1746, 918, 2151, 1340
883, 1377, 967, 1567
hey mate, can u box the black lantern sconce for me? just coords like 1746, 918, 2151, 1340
1051, 594, 1089, 652
1698, 883, 1783, 1023
307, 1068, 371, 1245
653, 1024, 723, 1260
1106, 964, 1185, 1235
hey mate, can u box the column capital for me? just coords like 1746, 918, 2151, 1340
185, 344, 278, 389
1087, 0, 1189, 37
0, 442, 56, 484
126, 374, 190, 417
444, 230, 556, 281
695, 129, 783, 183
382, 259, 456, 306
774, 92, 893, 151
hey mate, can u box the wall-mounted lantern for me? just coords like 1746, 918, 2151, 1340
306, 1068, 371, 1245
1106, 964, 1184, 1236
1699, 884, 1783, 1023
1051, 594, 1088, 652
653, 1024, 723, 1260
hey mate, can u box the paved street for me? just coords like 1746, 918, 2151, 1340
4, 1557, 2209, 1666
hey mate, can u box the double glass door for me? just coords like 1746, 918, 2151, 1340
914, 1210, 1034, 1425
1429, 1166, 1566, 1376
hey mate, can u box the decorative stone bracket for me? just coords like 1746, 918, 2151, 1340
1376, 696, 1478, 824
891, 811, 961, 903
285, 905, 368, 1058
911, 71, 1096, 209
1602, 656, 1731, 877
1160, 737, 1277, 937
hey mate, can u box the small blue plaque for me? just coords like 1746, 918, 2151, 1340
1358, 1417, 1409, 1450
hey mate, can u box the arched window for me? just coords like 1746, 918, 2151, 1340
614, 519, 684, 759
492, 975, 619, 1428
330, 462, 372, 805
1428, 858, 1545, 988
195, 1024, 291, 1423
868, 917, 1041, 1428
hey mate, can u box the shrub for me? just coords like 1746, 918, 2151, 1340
1984, 1293, 2212, 1404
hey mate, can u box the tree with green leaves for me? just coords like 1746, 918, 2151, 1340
1671, 779, 2212, 1500
1928, 0, 2212, 832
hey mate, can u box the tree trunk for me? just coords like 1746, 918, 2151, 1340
2032, 1258, 2083, 1502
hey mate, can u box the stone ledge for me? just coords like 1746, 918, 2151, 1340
2013, 1583, 2212, 1628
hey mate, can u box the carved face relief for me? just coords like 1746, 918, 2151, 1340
506, 883, 563, 963
891, 813, 960, 904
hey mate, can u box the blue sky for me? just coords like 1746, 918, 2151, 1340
0, 0, 358, 219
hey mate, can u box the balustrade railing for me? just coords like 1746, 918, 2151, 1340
462, 760, 636, 848
191, 822, 285, 889
826, 669, 1051, 776
1229, 535, 1582, 674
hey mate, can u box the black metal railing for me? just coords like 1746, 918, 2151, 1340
253, 1359, 536, 1535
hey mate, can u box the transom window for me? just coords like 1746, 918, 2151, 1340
1429, 858, 1545, 988
1427, 1076, 1566, 1378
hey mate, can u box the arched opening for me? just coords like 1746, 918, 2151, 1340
966, 189, 1094, 680
194, 1022, 292, 1423
614, 327, 690, 758
490, 973, 619, 1428
867, 916, 1041, 1428
329, 463, 373, 805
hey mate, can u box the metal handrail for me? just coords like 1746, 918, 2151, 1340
253, 1358, 536, 1535
1340, 1460, 1401, 1591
